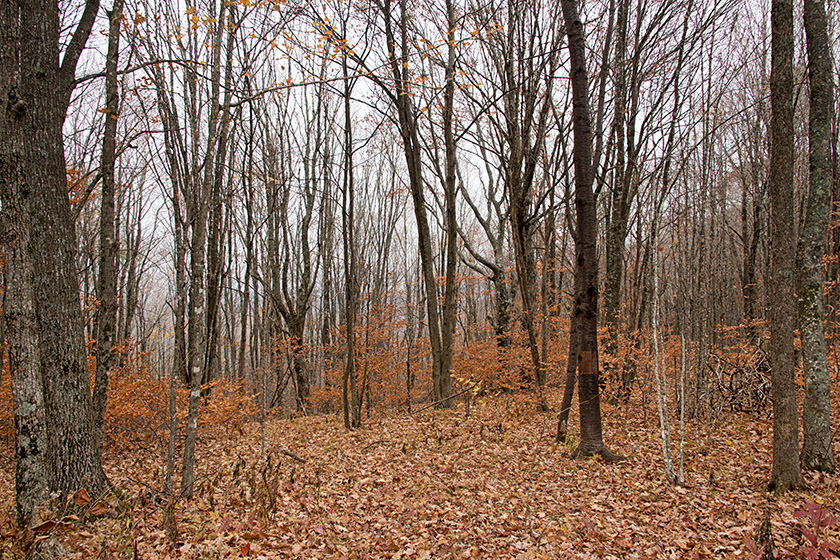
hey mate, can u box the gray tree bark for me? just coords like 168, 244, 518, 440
0, 0, 48, 523
19, 0, 107, 499
797, 0, 836, 473
377, 0, 452, 407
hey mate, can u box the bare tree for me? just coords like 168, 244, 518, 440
768, 0, 803, 492
0, 0, 48, 522
12, 0, 107, 499
562, 0, 618, 461
798, 0, 836, 472
93, 0, 126, 455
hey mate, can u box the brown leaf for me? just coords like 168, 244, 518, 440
31, 521, 56, 534
89, 501, 109, 516
74, 488, 91, 507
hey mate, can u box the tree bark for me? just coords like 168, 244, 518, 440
341, 51, 361, 428
562, 0, 618, 461
602, 0, 631, 397
18, 0, 106, 499
768, 0, 803, 492
0, 0, 48, 523
555, 313, 578, 443
93, 0, 124, 455
438, 0, 458, 409
182, 0, 229, 499
378, 0, 451, 407
797, 0, 836, 473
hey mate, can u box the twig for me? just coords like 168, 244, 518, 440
361, 440, 389, 452
282, 450, 306, 463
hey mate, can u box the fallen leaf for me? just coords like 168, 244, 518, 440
74, 488, 91, 507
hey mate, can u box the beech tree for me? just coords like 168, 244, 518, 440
139, 0, 239, 498
366, 0, 455, 407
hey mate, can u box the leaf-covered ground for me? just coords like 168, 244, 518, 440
1, 388, 838, 558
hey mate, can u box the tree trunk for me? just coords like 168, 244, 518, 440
797, 0, 836, 473
93, 0, 124, 454
19, 0, 106, 499
182, 0, 229, 499
438, 0, 458, 409
602, 0, 630, 397
767, 0, 803, 492
380, 0, 450, 407
0, 0, 48, 522
555, 313, 578, 443
562, 0, 618, 461
341, 53, 361, 428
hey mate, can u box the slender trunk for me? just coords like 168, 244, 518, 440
341, 54, 360, 428
562, 0, 617, 461
93, 0, 124, 454
555, 313, 579, 443
603, 0, 630, 394
652, 236, 676, 484
438, 0, 458, 409
381, 0, 447, 406
182, 0, 228, 499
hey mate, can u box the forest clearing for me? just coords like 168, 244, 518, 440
0, 383, 837, 559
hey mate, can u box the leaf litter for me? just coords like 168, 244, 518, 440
0, 387, 837, 558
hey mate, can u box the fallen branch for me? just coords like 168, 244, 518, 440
282, 450, 306, 463
361, 440, 389, 452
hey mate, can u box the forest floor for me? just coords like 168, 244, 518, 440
1, 387, 838, 559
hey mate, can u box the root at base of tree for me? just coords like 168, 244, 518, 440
571, 443, 624, 462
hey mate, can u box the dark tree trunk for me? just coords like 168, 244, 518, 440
438, 0, 458, 409
798, 0, 836, 473
380, 0, 451, 407
93, 0, 124, 454
341, 53, 361, 428
602, 0, 630, 394
501, 3, 559, 408
768, 0, 803, 492
562, 0, 618, 461
555, 313, 579, 443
